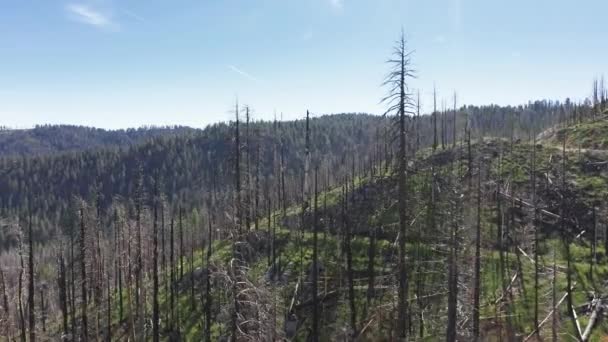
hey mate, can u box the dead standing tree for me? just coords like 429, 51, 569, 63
382, 30, 415, 339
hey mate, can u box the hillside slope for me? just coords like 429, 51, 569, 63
94, 137, 608, 341
0, 125, 199, 157
0, 114, 382, 249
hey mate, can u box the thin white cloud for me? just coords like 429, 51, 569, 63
228, 65, 260, 82
66, 3, 117, 30
511, 51, 522, 58
329, 0, 343, 10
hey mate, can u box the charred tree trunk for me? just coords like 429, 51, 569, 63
58, 249, 69, 337
343, 182, 357, 337
152, 181, 160, 342
134, 166, 144, 340
311, 167, 319, 342
473, 156, 482, 340
532, 135, 539, 334
79, 206, 89, 341
170, 215, 175, 331
433, 85, 438, 152
204, 218, 213, 342
452, 92, 457, 148
27, 210, 36, 342
18, 232, 26, 342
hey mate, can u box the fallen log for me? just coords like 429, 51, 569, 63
523, 283, 576, 341
581, 298, 605, 341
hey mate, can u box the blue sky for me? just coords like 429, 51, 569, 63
0, 0, 606, 129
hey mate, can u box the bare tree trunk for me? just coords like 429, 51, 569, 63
39, 288, 45, 334
446, 209, 458, 342
179, 207, 184, 281
134, 166, 144, 341
27, 210, 36, 342
58, 249, 69, 336
0, 266, 11, 339
204, 218, 213, 342
532, 135, 539, 335
452, 92, 457, 148
115, 209, 124, 323
169, 214, 175, 332
70, 220, 77, 338
433, 85, 438, 152
152, 181, 160, 342
590, 206, 597, 282
18, 232, 26, 342
105, 252, 111, 342
231, 101, 241, 340
343, 182, 357, 337
311, 167, 319, 342
551, 250, 557, 342
561, 137, 582, 341
392, 32, 411, 340
366, 223, 376, 317
80, 205, 89, 341
473, 156, 482, 340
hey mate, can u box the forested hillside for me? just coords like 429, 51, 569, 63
0, 114, 382, 250
0, 125, 199, 157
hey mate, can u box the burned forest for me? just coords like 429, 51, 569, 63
1, 25, 608, 342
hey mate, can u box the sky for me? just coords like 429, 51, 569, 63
0, 0, 606, 129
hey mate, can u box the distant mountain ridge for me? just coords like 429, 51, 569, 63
0, 124, 199, 157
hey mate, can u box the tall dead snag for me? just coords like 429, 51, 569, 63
441, 103, 446, 150
93, 189, 102, 342
231, 100, 242, 341
452, 92, 457, 148
433, 85, 438, 152
204, 218, 213, 342
446, 159, 459, 341
69, 211, 77, 338
366, 223, 377, 318
590, 206, 597, 282
18, 227, 26, 342
561, 136, 582, 340
416, 90, 421, 152
58, 248, 69, 337
114, 208, 124, 323
551, 250, 557, 342
235, 101, 242, 235
105, 250, 111, 342
179, 207, 184, 281
152, 177, 160, 342
382, 30, 414, 339
160, 199, 167, 324
245, 106, 253, 231
344, 175, 357, 337
473, 152, 482, 340
311, 167, 319, 342
134, 163, 144, 340
27, 209, 36, 342
169, 215, 175, 331
0, 266, 11, 339
532, 134, 539, 334
79, 204, 89, 341
254, 143, 261, 231
300, 110, 312, 286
